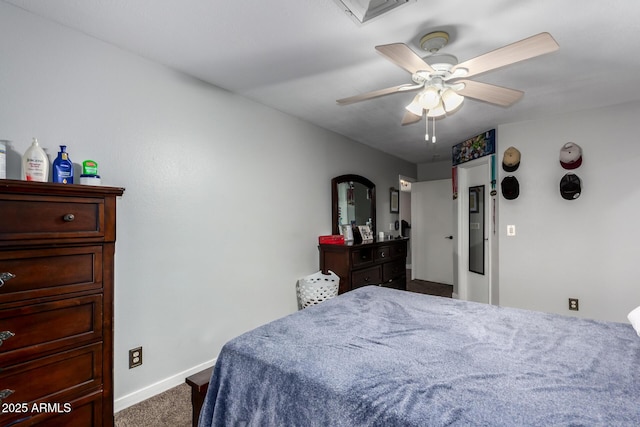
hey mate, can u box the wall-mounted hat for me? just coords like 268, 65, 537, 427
560, 142, 582, 169
502, 147, 521, 172
501, 176, 519, 200
560, 173, 581, 200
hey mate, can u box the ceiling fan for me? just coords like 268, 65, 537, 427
337, 32, 559, 126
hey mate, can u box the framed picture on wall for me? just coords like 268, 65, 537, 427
390, 188, 399, 213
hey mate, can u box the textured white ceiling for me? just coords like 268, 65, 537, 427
4, 0, 640, 163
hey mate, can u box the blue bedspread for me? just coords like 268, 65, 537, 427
199, 286, 640, 426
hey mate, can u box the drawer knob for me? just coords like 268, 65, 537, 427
0, 331, 15, 346
0, 389, 14, 404
0, 272, 16, 287
63, 213, 75, 222
380, 252, 385, 258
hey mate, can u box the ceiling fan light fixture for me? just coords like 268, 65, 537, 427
441, 88, 464, 112
426, 99, 446, 118
405, 94, 424, 116
419, 86, 440, 109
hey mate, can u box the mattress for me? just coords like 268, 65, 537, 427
199, 285, 640, 426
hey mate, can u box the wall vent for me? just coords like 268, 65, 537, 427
334, 0, 415, 24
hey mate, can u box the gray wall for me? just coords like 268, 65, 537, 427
417, 159, 451, 181
497, 102, 640, 323
0, 3, 416, 409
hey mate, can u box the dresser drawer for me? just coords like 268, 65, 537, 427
0, 295, 102, 366
351, 248, 373, 267
382, 259, 406, 283
389, 242, 407, 259
351, 266, 382, 289
0, 195, 104, 243
374, 246, 390, 262
0, 246, 102, 303
0, 343, 102, 426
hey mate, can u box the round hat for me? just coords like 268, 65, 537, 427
502, 147, 521, 172
501, 176, 520, 200
560, 173, 581, 200
560, 142, 582, 169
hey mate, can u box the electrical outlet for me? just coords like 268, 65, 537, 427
568, 298, 579, 311
129, 347, 143, 369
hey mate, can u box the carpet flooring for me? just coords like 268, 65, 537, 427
114, 276, 452, 425
115, 383, 192, 427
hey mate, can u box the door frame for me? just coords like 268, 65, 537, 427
398, 175, 415, 270
455, 156, 498, 304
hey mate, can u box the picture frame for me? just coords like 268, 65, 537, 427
358, 225, 374, 242
340, 224, 354, 241
390, 188, 399, 214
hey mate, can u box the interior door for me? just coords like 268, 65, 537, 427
411, 179, 453, 285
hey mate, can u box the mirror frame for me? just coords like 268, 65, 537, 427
468, 185, 485, 275
331, 174, 376, 235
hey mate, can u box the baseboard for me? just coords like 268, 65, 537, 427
114, 358, 217, 413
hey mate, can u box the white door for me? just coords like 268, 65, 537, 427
411, 179, 453, 285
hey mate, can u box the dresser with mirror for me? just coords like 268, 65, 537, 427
320, 174, 407, 294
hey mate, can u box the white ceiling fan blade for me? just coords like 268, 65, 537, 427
337, 83, 420, 106
375, 43, 435, 75
456, 80, 524, 107
401, 110, 422, 126
451, 32, 559, 79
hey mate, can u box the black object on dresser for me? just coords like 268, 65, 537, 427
319, 238, 408, 295
0, 180, 124, 426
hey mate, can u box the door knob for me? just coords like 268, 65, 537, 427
445, 235, 453, 240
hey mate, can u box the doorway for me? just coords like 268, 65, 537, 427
455, 157, 497, 304
410, 178, 454, 285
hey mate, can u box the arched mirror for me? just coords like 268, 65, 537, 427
332, 174, 376, 235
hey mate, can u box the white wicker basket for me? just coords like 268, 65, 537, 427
296, 270, 339, 309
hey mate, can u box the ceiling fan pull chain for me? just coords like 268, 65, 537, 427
432, 117, 436, 143
425, 115, 429, 141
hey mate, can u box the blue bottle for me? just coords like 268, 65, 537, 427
52, 145, 74, 184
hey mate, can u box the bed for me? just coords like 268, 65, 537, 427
198, 286, 640, 426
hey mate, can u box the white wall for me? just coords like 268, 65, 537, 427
0, 3, 416, 409
497, 101, 640, 323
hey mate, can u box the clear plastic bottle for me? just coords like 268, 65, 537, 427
22, 138, 49, 182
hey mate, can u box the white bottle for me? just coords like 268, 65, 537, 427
22, 138, 49, 182
0, 140, 6, 179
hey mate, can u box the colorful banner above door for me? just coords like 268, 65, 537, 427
452, 129, 495, 166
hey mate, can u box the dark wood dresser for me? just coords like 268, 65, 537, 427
319, 238, 408, 295
0, 180, 124, 426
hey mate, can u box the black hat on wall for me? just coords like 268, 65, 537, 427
560, 173, 581, 200
501, 176, 520, 200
